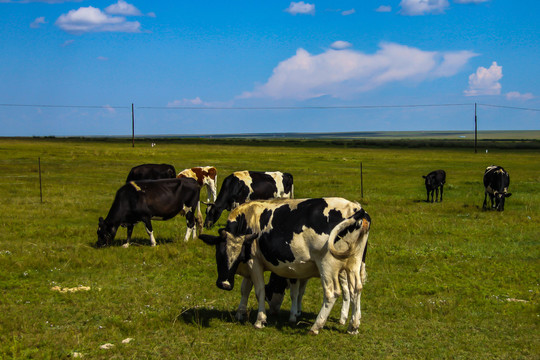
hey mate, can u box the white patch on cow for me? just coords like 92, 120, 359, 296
178, 168, 197, 179
266, 171, 286, 198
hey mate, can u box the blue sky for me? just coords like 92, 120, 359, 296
0, 0, 538, 136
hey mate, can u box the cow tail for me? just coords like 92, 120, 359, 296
196, 201, 203, 233
328, 209, 367, 260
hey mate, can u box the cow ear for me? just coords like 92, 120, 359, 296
240, 233, 258, 261
505, 193, 512, 197
199, 234, 221, 246
422, 175, 426, 179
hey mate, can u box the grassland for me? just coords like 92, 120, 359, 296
0, 138, 538, 359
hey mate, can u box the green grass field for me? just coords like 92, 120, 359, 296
0, 138, 538, 359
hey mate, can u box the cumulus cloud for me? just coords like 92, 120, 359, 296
505, 91, 534, 101
285, 2, 315, 15
399, 0, 449, 16
241, 42, 477, 100
330, 41, 352, 50
105, 0, 142, 16
167, 97, 205, 107
464, 62, 502, 96
30, 16, 46, 28
55, 6, 141, 33
375, 5, 392, 12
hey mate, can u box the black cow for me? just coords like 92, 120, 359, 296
200, 197, 371, 335
422, 170, 446, 202
204, 170, 294, 229
97, 178, 202, 247
483, 165, 511, 211
126, 163, 176, 182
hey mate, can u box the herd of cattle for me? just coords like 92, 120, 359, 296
96, 163, 511, 334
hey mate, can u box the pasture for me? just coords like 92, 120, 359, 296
0, 138, 538, 359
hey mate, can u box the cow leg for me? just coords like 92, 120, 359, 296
426, 189, 429, 202
123, 225, 134, 248
184, 211, 196, 242
435, 187, 439, 202
440, 185, 444, 202
142, 219, 156, 246
339, 271, 350, 325
483, 192, 488, 209
251, 264, 267, 329
309, 273, 340, 335
347, 268, 363, 335
236, 277, 253, 321
288, 280, 301, 323
294, 279, 308, 320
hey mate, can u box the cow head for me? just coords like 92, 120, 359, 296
494, 191, 512, 211
204, 203, 224, 229
199, 229, 257, 291
97, 217, 117, 247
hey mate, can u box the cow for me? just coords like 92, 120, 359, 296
177, 166, 218, 203
483, 165, 511, 211
125, 163, 176, 182
97, 178, 203, 247
422, 170, 446, 203
199, 197, 371, 335
204, 170, 294, 229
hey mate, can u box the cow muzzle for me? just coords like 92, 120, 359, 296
217, 280, 233, 291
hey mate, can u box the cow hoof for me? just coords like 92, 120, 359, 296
122, 243, 130, 248
339, 318, 347, 325
347, 327, 359, 335
288, 315, 297, 323
253, 321, 266, 329
235, 312, 246, 321
308, 329, 319, 335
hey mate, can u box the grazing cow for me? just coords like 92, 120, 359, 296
177, 166, 218, 203
204, 170, 294, 229
126, 163, 176, 182
97, 178, 203, 247
483, 165, 511, 211
422, 170, 446, 203
199, 197, 371, 335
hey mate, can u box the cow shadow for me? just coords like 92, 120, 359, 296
90, 237, 175, 248
178, 306, 335, 332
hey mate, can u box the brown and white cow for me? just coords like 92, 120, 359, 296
177, 166, 218, 203
199, 197, 371, 335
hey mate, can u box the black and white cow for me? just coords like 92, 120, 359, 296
97, 178, 203, 247
203, 170, 294, 229
483, 165, 511, 211
126, 163, 176, 182
422, 170, 446, 203
199, 197, 371, 335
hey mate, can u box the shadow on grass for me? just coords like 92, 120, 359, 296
90, 237, 175, 248
177, 306, 350, 333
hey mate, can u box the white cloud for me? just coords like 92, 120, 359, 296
167, 97, 205, 107
105, 0, 142, 16
285, 2, 315, 15
375, 5, 392, 12
30, 16, 46, 28
241, 42, 477, 100
60, 39, 74, 47
505, 91, 534, 101
330, 41, 352, 50
399, 0, 449, 16
55, 6, 141, 33
341, 9, 356, 16
464, 62, 502, 96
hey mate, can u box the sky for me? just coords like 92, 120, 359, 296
0, 0, 538, 136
